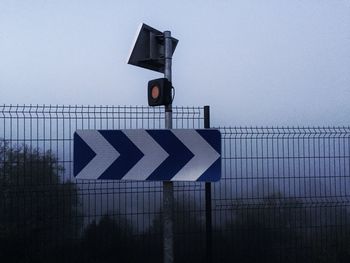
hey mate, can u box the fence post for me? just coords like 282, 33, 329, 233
204, 105, 212, 263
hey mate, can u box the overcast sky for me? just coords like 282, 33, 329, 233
0, 0, 349, 126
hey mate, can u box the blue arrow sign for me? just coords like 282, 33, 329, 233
74, 129, 221, 182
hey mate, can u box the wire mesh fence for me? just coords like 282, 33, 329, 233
0, 105, 349, 263
214, 127, 350, 263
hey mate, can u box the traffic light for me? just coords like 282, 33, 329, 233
148, 78, 173, 106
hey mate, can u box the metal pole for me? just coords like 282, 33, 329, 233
163, 30, 174, 263
204, 105, 213, 263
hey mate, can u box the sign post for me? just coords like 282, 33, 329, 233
122, 23, 221, 263
127, 24, 178, 262
163, 30, 174, 263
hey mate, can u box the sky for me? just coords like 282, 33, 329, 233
0, 0, 349, 127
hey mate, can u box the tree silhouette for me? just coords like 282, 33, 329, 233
79, 214, 138, 263
2, 138, 349, 263
0, 141, 81, 262
215, 192, 350, 263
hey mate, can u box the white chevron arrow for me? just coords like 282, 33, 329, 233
170, 130, 220, 181
75, 130, 120, 179
122, 129, 169, 180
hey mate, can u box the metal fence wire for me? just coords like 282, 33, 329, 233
0, 104, 349, 263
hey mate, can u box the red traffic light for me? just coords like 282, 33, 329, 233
148, 78, 172, 106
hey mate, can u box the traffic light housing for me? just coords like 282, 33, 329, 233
148, 78, 172, 106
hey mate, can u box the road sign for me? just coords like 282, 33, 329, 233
127, 23, 178, 73
74, 129, 221, 182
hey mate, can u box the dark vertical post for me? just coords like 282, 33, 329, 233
163, 30, 174, 263
204, 105, 212, 263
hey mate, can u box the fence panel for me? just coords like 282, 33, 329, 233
215, 127, 350, 263
0, 105, 206, 263
1, 105, 349, 263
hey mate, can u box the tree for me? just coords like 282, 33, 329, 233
217, 192, 350, 263
80, 214, 137, 263
0, 141, 81, 263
